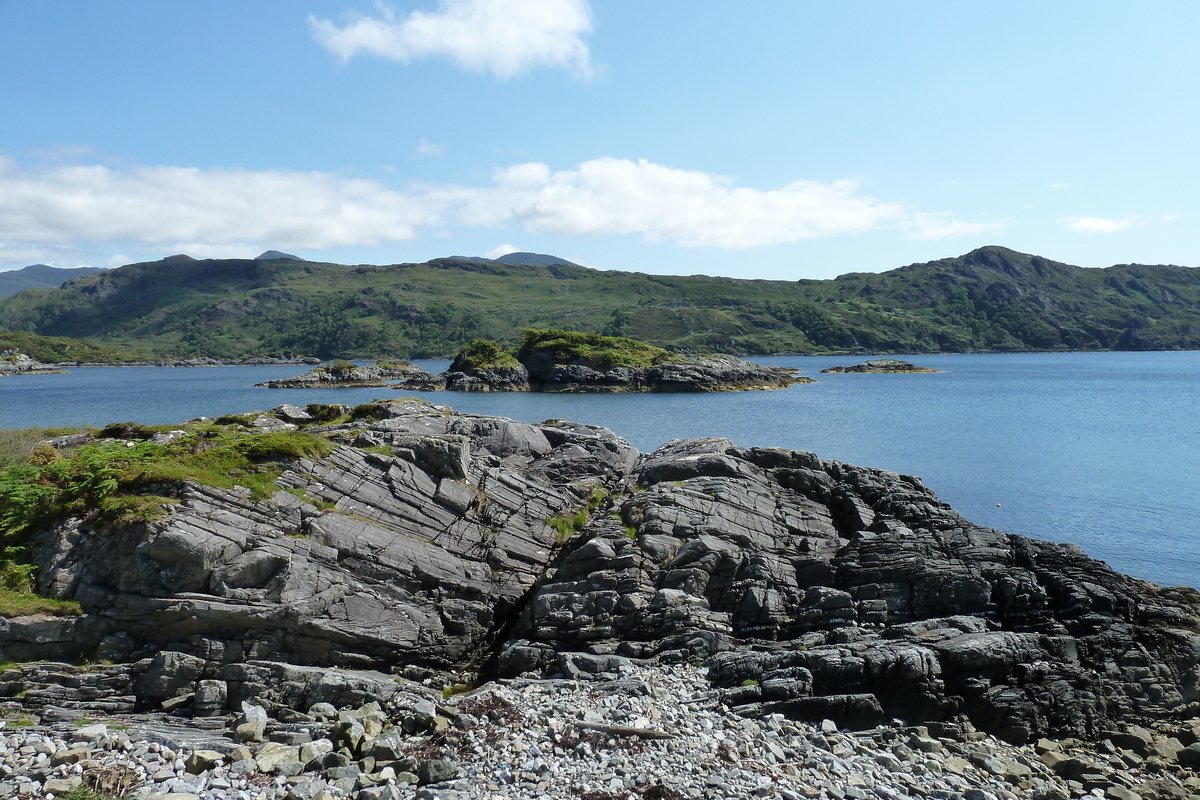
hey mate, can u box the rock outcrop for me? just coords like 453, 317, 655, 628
503, 437, 1200, 744
0, 350, 67, 375
3, 403, 1198, 753
258, 361, 437, 388
821, 358, 942, 373
407, 356, 806, 393
21, 400, 638, 677
524, 354, 808, 392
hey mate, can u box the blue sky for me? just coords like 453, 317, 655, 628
1, 1, 1197, 279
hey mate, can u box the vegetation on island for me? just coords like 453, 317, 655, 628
514, 328, 680, 370
449, 329, 683, 375
448, 339, 520, 372
2, 246, 1200, 359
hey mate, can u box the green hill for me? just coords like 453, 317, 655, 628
0, 246, 1197, 359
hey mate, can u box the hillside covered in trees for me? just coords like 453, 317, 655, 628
0, 246, 1198, 360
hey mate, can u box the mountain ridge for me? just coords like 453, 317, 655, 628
0, 264, 106, 298
0, 245, 1197, 359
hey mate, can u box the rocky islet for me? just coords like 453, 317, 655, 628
0, 399, 1198, 798
818, 360, 941, 374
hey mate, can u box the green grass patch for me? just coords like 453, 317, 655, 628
546, 486, 608, 543
0, 588, 82, 617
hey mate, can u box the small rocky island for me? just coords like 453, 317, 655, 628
0, 349, 67, 376
258, 331, 807, 394
257, 359, 437, 389
406, 329, 810, 392
820, 358, 942, 374
0, 400, 1199, 799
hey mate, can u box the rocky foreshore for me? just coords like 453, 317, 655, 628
72, 357, 322, 368
1, 399, 1198, 798
5, 660, 1200, 800
1, 352, 320, 374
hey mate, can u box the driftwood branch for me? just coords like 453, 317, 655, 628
572, 720, 676, 740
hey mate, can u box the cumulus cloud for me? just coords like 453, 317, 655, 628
0, 156, 996, 266
0, 158, 442, 251
462, 157, 912, 248
309, 0, 593, 78
1064, 215, 1142, 234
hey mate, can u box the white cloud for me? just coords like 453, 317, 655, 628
309, 0, 593, 79
416, 138, 447, 159
0, 159, 443, 251
902, 213, 1006, 240
0, 156, 996, 265
486, 243, 519, 258
1064, 215, 1142, 234
463, 157, 910, 248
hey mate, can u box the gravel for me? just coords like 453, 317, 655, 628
2, 662, 1198, 800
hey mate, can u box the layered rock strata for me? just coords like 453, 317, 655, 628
2, 401, 1197, 756
504, 437, 1200, 744
20, 400, 638, 676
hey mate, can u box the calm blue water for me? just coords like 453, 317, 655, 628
2, 352, 1197, 588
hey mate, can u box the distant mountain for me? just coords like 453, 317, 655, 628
493, 252, 581, 267
0, 264, 105, 298
254, 250, 306, 261
0, 246, 1197, 359
447, 252, 582, 267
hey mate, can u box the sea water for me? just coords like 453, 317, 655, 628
2, 351, 1197, 588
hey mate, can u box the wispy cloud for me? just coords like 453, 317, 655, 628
309, 0, 594, 79
0, 155, 997, 265
1064, 215, 1142, 234
901, 213, 1006, 241
416, 138, 447, 159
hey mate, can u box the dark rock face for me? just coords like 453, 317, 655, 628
503, 437, 1200, 744
439, 364, 530, 392
6, 405, 1198, 747
25, 400, 639, 675
530, 355, 806, 392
